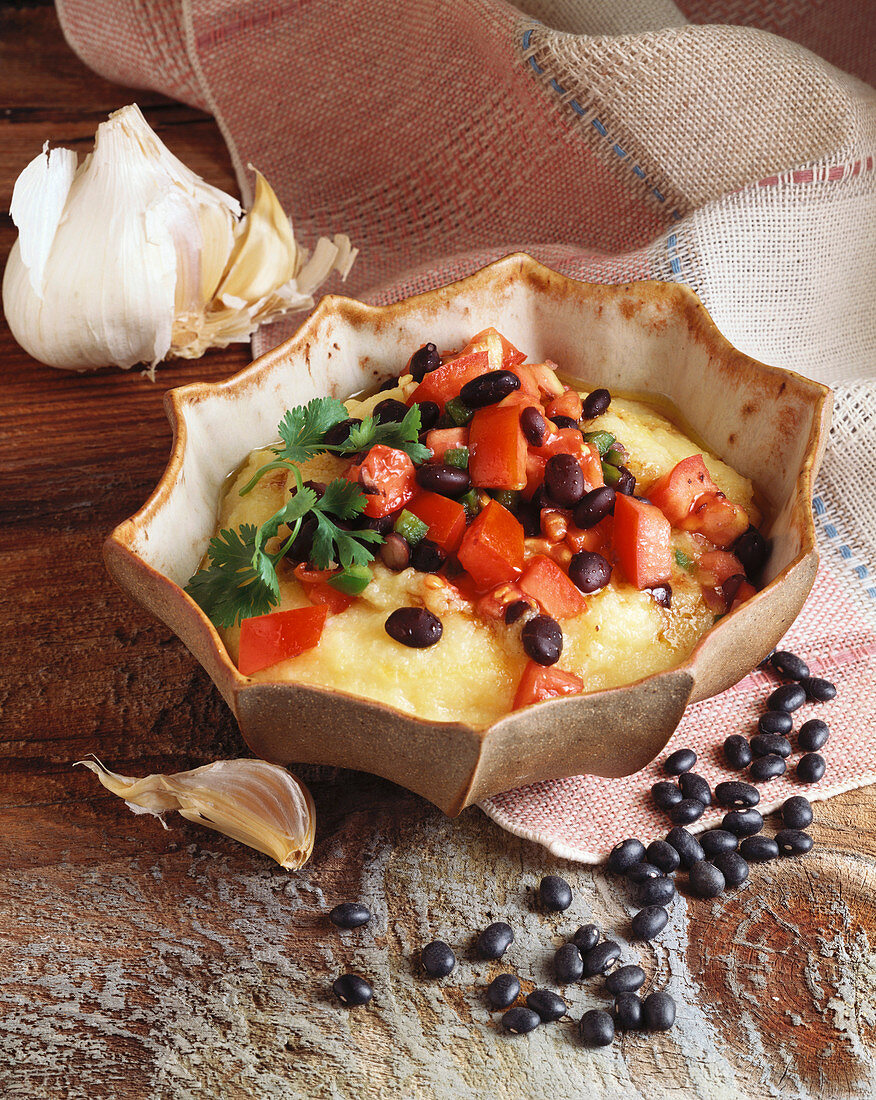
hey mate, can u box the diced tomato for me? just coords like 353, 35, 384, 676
302, 583, 355, 615
475, 584, 523, 621
460, 327, 527, 370
545, 389, 583, 422
406, 491, 466, 553
525, 362, 565, 398
647, 455, 718, 525
457, 500, 525, 589
566, 516, 613, 556
577, 442, 604, 492
680, 492, 749, 548
344, 444, 417, 518
697, 549, 746, 588
513, 661, 584, 709
701, 585, 726, 614
238, 605, 328, 676
425, 426, 469, 461
729, 579, 757, 611
613, 494, 672, 589
509, 364, 542, 398
519, 555, 588, 619
468, 404, 527, 491
408, 350, 490, 410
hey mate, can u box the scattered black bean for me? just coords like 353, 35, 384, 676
713, 850, 750, 888
758, 710, 794, 735
739, 835, 780, 863
539, 875, 573, 912
568, 550, 613, 594
750, 734, 792, 759
782, 795, 813, 829
526, 989, 567, 1022
768, 683, 807, 712
665, 748, 697, 775
689, 861, 725, 898
409, 538, 447, 573
798, 718, 830, 752
329, 902, 371, 929
409, 342, 441, 381
520, 405, 548, 446
415, 462, 470, 496
646, 839, 681, 874
487, 972, 521, 1009
720, 574, 747, 607
714, 781, 760, 809
572, 924, 601, 953
373, 397, 409, 424
379, 533, 411, 572
460, 369, 521, 408
669, 798, 706, 825
521, 615, 563, 666
626, 862, 663, 885
332, 974, 373, 1006
651, 781, 683, 811
323, 417, 361, 446
775, 829, 814, 857
503, 1006, 541, 1034
699, 830, 739, 859
724, 734, 753, 770
582, 388, 611, 419
607, 838, 647, 874
554, 942, 584, 983
421, 940, 456, 977
734, 525, 769, 578
615, 466, 636, 495
385, 607, 443, 647
417, 400, 440, 430
551, 415, 580, 431
647, 584, 673, 608
359, 513, 394, 535
582, 940, 621, 977
580, 1009, 615, 1046
477, 922, 514, 960
797, 753, 826, 784
749, 754, 787, 782
612, 992, 643, 1030
377, 376, 399, 392
544, 453, 586, 507
634, 875, 676, 907
505, 599, 535, 625
679, 772, 712, 806
666, 827, 705, 868
722, 808, 764, 837
801, 676, 837, 703
631, 905, 669, 941
642, 991, 676, 1031
769, 650, 810, 680
606, 965, 646, 995
574, 486, 617, 529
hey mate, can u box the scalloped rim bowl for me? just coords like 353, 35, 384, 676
104, 254, 831, 815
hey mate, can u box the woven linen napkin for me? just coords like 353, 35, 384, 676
56, 0, 876, 858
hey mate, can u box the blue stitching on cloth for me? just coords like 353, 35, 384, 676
813, 494, 875, 599
666, 232, 682, 276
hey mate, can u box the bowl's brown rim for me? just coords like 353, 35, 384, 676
105, 252, 833, 732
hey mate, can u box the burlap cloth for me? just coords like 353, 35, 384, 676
56, 0, 876, 859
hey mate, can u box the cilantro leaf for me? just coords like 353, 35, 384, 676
275, 396, 350, 463
340, 405, 431, 464
317, 478, 369, 520
309, 477, 383, 569
185, 524, 278, 628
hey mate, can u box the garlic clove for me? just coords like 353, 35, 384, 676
76, 756, 316, 869
9, 142, 77, 295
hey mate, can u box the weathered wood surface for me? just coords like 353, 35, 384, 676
2, 8, 876, 1098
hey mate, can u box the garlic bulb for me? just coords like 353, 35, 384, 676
3, 104, 357, 372
76, 756, 316, 869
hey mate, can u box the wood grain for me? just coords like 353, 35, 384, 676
2, 8, 875, 1098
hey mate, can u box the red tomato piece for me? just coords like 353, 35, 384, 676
406, 491, 467, 553
680, 492, 749, 548
697, 549, 746, 588
344, 444, 417, 518
525, 362, 565, 398
513, 661, 584, 709
425, 426, 469, 461
460, 327, 527, 370
457, 500, 525, 589
302, 582, 355, 615
519, 555, 588, 619
238, 605, 328, 676
729, 579, 757, 611
408, 350, 490, 411
613, 494, 672, 589
566, 516, 613, 556
545, 389, 583, 421
468, 404, 527, 491
647, 455, 718, 525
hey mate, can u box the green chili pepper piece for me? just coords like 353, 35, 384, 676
394, 509, 429, 545
443, 446, 470, 469
327, 564, 372, 595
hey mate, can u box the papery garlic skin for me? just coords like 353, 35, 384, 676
3, 104, 357, 372
76, 756, 316, 869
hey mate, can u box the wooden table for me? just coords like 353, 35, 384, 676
3, 7, 875, 1097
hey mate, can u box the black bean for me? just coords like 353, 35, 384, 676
740, 835, 780, 863
379, 533, 411, 572
385, 607, 443, 647
720, 574, 747, 607
648, 584, 673, 609
572, 490, 615, 535
582, 388, 611, 419
416, 400, 440, 431
579, 1009, 615, 1046
724, 734, 753, 770
615, 465, 636, 495
713, 851, 750, 888
606, 965, 646, 995
607, 838, 647, 874
477, 922, 514, 960
797, 753, 826, 784
631, 905, 669, 941
714, 781, 760, 809
801, 676, 837, 703
582, 940, 621, 977
651, 781, 683, 811
568, 550, 612, 593
699, 829, 738, 859
722, 808, 764, 837
679, 772, 712, 806
775, 829, 814, 857
487, 973, 521, 1009
539, 875, 573, 912
612, 992, 643, 1030
323, 417, 361, 446
626, 861, 662, 884
521, 615, 563, 666
646, 840, 681, 874
505, 599, 535, 625
689, 861, 725, 898
798, 718, 830, 752
332, 974, 373, 1006
554, 942, 584, 984
526, 989, 567, 1022
572, 924, 601, 953
415, 462, 470, 496
502, 1006, 541, 1034
669, 798, 705, 825
410, 539, 446, 573
409, 342, 441, 381
751, 734, 792, 759
373, 398, 409, 424
665, 748, 697, 775
665, 827, 705, 868
782, 795, 813, 829
460, 369, 522, 408
377, 376, 399, 392
285, 513, 318, 562
642, 991, 676, 1031
758, 710, 794, 735
768, 683, 807, 712
551, 415, 580, 431
734, 525, 769, 578
749, 754, 787, 782
421, 940, 456, 977
634, 875, 676, 907
544, 453, 586, 507
329, 902, 371, 929
359, 513, 394, 535
769, 650, 810, 680
520, 405, 548, 446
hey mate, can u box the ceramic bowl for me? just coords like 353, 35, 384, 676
105, 254, 831, 815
